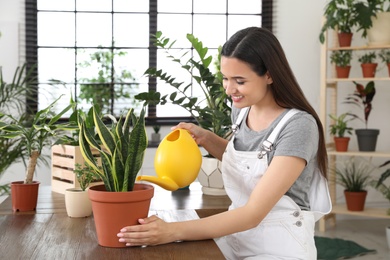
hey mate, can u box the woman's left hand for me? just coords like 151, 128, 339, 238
117, 215, 174, 246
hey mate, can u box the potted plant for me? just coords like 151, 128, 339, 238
370, 160, 390, 215
319, 0, 361, 46
358, 51, 378, 78
328, 113, 354, 152
344, 81, 379, 151
136, 31, 232, 196
64, 163, 94, 218
151, 125, 161, 144
378, 48, 390, 76
330, 50, 353, 78
0, 95, 74, 211
334, 158, 373, 211
78, 105, 154, 247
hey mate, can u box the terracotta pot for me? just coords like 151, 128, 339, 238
88, 183, 154, 247
11, 181, 40, 212
361, 63, 378, 78
65, 188, 92, 218
334, 137, 350, 152
344, 190, 367, 211
338, 32, 353, 47
335, 66, 351, 78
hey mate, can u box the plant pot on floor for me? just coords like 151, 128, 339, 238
344, 190, 367, 211
334, 137, 350, 152
355, 129, 380, 152
11, 181, 40, 212
65, 188, 92, 218
88, 183, 154, 248
386, 226, 390, 249
197, 157, 226, 196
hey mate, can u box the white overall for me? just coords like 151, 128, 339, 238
215, 108, 332, 260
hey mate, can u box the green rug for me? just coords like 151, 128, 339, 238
315, 236, 377, 260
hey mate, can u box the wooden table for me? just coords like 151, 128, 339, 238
0, 182, 231, 259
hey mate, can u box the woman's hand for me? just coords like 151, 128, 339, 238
117, 215, 175, 247
172, 122, 209, 146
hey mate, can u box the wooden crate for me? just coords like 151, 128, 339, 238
51, 144, 102, 194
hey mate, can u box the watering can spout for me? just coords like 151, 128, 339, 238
137, 175, 179, 191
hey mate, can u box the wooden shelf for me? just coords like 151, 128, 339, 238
327, 44, 390, 51
326, 77, 390, 83
327, 150, 390, 158
332, 204, 390, 219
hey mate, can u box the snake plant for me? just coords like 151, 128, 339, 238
78, 106, 147, 192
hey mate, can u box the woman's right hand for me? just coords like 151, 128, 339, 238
171, 122, 208, 146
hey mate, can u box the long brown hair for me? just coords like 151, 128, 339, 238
221, 27, 327, 178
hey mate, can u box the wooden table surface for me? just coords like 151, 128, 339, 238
0, 182, 231, 259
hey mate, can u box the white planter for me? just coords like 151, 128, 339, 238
386, 226, 390, 249
197, 157, 226, 196
65, 188, 92, 218
367, 12, 390, 46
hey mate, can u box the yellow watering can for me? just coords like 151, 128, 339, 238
137, 129, 202, 191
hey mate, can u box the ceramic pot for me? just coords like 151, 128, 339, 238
11, 181, 40, 212
361, 63, 378, 78
198, 157, 226, 196
138, 129, 202, 191
386, 226, 390, 249
88, 183, 154, 248
344, 190, 367, 211
151, 133, 161, 143
334, 137, 350, 152
367, 12, 390, 46
355, 129, 380, 152
338, 32, 353, 47
65, 188, 92, 218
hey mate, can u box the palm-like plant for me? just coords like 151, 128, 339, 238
78, 105, 147, 192
135, 31, 231, 139
334, 159, 372, 192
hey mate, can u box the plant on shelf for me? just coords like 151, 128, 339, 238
334, 158, 373, 211
344, 80, 379, 151
151, 125, 161, 143
135, 31, 232, 140
78, 105, 154, 247
330, 50, 353, 78
0, 95, 75, 211
378, 49, 390, 76
328, 113, 354, 151
358, 51, 378, 78
370, 160, 390, 215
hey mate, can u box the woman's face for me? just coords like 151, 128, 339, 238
221, 57, 273, 109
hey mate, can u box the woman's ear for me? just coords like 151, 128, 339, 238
265, 71, 273, 85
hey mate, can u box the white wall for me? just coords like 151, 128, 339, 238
1, 0, 389, 209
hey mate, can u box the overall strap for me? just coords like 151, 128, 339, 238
231, 107, 249, 134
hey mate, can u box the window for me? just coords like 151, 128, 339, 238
26, 0, 272, 124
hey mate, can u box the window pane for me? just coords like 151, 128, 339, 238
114, 14, 149, 47
76, 0, 112, 11
113, 0, 149, 12
38, 0, 74, 11
193, 15, 227, 48
76, 13, 112, 47
158, 0, 192, 13
228, 0, 261, 14
158, 14, 192, 48
38, 48, 75, 82
38, 82, 74, 116
228, 15, 261, 37
38, 12, 75, 46
115, 49, 149, 84
193, 0, 226, 13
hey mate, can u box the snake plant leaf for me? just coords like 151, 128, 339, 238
93, 106, 116, 155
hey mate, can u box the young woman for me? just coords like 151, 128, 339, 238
117, 27, 331, 259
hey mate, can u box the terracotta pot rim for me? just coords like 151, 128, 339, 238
11, 181, 40, 186
88, 183, 154, 203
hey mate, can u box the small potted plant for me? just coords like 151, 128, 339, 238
378, 49, 390, 76
334, 158, 373, 211
330, 50, 353, 78
64, 163, 95, 218
0, 96, 74, 212
328, 113, 354, 152
358, 51, 378, 78
78, 105, 154, 247
344, 81, 379, 151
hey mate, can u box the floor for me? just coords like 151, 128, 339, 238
317, 217, 390, 259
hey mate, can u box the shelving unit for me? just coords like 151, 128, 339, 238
318, 30, 390, 232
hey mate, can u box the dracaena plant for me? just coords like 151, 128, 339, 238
0, 95, 74, 184
135, 31, 232, 140
344, 81, 376, 128
78, 105, 147, 192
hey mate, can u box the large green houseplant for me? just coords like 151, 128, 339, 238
78, 105, 154, 247
0, 95, 74, 211
135, 31, 232, 196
